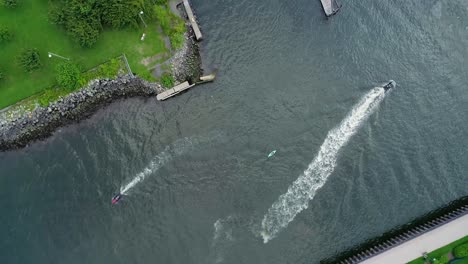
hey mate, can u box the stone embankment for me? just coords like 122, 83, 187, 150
0, 0, 204, 152
171, 3, 202, 84
0, 76, 163, 151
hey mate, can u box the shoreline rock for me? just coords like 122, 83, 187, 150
0, 76, 163, 151
0, 3, 204, 152
171, 3, 202, 84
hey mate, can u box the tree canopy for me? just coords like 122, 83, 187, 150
2, 0, 19, 8
49, 0, 154, 47
17, 48, 41, 72
55, 61, 82, 91
0, 25, 13, 43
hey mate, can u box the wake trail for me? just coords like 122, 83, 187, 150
120, 148, 171, 194
120, 135, 219, 195
261, 87, 387, 243
208, 216, 235, 264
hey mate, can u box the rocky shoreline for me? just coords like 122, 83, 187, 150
0, 76, 163, 151
171, 3, 202, 84
0, 15, 203, 152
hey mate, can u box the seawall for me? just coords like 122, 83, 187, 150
0, 76, 163, 151
320, 196, 468, 264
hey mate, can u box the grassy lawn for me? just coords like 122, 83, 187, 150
0, 0, 167, 109
407, 236, 468, 264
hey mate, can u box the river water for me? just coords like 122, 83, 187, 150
1, 0, 467, 263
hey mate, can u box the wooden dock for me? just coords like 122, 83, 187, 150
156, 73, 215, 101
183, 0, 202, 41
157, 81, 194, 101
320, 0, 341, 17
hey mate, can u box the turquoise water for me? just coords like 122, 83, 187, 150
1, 0, 467, 263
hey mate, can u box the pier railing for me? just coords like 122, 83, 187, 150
321, 196, 468, 264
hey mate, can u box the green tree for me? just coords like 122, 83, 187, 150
2, 0, 19, 8
17, 48, 41, 72
48, 0, 101, 47
55, 61, 82, 90
0, 69, 4, 81
100, 0, 152, 29
48, 2, 67, 26
69, 20, 100, 47
0, 25, 13, 43
48, 0, 155, 47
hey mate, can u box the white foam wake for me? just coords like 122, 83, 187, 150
120, 149, 171, 194
261, 87, 386, 243
208, 216, 235, 264
120, 136, 205, 195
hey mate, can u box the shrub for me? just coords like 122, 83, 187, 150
55, 61, 81, 91
96, 58, 120, 78
154, 4, 186, 49
155, 0, 167, 5
17, 48, 42, 72
38, 88, 64, 107
0, 69, 3, 81
0, 26, 13, 43
160, 73, 174, 88
433, 254, 449, 264
2, 0, 19, 8
137, 70, 156, 82
454, 243, 468, 258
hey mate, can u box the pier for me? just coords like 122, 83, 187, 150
156, 73, 216, 101
320, 0, 342, 17
183, 0, 203, 40
157, 81, 194, 101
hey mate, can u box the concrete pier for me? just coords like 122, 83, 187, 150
320, 0, 341, 17
197, 73, 216, 83
183, 0, 202, 40
157, 81, 194, 101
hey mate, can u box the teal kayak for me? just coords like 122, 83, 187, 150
268, 150, 277, 158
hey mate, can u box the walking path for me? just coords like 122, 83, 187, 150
360, 214, 468, 264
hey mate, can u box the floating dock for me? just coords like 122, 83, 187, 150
156, 73, 216, 101
157, 81, 194, 101
183, 0, 202, 41
320, 0, 342, 17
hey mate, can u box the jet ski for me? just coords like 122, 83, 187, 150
112, 193, 123, 204
383, 80, 396, 92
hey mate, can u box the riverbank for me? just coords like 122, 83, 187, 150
171, 1, 202, 84
0, 76, 162, 151
0, 1, 204, 151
